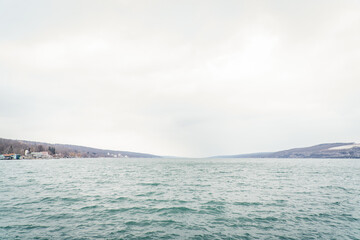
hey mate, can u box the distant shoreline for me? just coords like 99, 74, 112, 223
2, 137, 360, 159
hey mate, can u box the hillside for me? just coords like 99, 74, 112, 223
0, 138, 160, 158
215, 143, 360, 158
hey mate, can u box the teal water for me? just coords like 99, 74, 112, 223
0, 158, 359, 239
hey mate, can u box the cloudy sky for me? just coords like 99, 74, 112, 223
1, 0, 360, 157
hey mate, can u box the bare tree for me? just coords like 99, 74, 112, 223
37, 145, 45, 152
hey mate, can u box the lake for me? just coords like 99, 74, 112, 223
0, 158, 359, 239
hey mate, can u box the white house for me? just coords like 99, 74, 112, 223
31, 151, 51, 159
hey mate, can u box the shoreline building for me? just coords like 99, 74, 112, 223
0, 153, 21, 160
31, 151, 51, 159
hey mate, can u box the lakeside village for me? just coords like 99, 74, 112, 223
0, 146, 127, 160
0, 150, 51, 160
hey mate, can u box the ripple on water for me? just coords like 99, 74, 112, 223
156, 206, 197, 215
0, 158, 359, 239
80, 205, 101, 210
108, 196, 132, 203
105, 207, 145, 214
233, 201, 262, 206
138, 183, 161, 186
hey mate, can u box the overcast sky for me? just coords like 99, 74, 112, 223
1, 0, 360, 157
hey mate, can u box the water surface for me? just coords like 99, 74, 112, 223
0, 158, 359, 239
